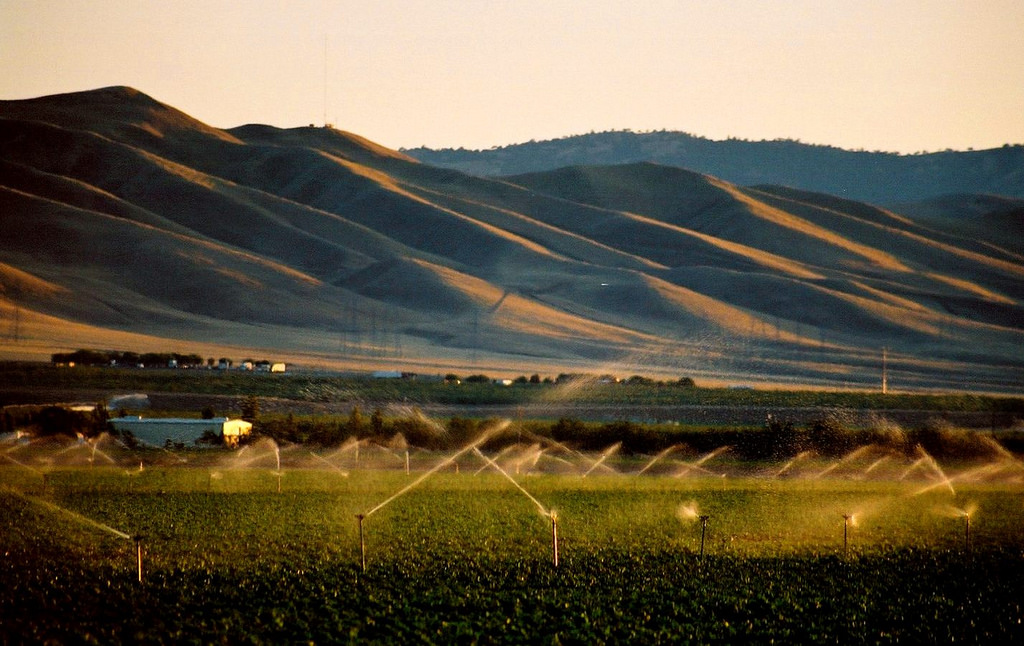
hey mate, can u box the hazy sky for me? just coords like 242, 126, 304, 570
3, 0, 1023, 153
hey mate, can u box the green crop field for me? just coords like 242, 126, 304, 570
3, 447, 1023, 643
4, 362, 1023, 412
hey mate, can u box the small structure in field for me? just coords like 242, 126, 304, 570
255, 361, 286, 373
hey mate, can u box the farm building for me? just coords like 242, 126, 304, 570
110, 417, 252, 447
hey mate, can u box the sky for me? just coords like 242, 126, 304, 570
3, 0, 1024, 154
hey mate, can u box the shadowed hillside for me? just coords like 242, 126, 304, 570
2, 87, 1023, 392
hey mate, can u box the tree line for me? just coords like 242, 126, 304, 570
51, 349, 205, 368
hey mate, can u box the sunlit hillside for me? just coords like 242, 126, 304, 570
2, 87, 1023, 392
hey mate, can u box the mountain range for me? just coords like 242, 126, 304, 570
2, 87, 1023, 393
405, 131, 1024, 205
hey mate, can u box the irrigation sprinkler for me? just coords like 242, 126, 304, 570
134, 535, 145, 583
356, 514, 366, 572
550, 512, 559, 568
842, 514, 852, 557
699, 515, 710, 559
405, 450, 410, 476
964, 511, 971, 557
472, 446, 557, 566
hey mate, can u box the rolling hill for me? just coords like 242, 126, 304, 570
404, 130, 1024, 205
2, 87, 1023, 393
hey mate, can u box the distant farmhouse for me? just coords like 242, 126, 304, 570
110, 417, 252, 448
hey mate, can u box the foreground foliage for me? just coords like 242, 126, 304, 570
3, 545, 1022, 644
2, 467, 1023, 643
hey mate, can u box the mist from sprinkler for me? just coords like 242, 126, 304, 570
362, 424, 504, 521
88, 435, 118, 468
813, 445, 871, 479
1, 452, 45, 478
637, 444, 681, 475
303, 449, 350, 477
472, 447, 551, 517
677, 501, 700, 522
582, 442, 621, 478
862, 454, 890, 477
473, 444, 519, 475
519, 428, 592, 473
5, 485, 132, 541
918, 446, 956, 495
458, 446, 558, 566
774, 451, 812, 478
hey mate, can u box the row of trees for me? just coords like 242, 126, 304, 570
49, 349, 279, 370
247, 406, 1014, 461
51, 349, 205, 368
2, 404, 110, 438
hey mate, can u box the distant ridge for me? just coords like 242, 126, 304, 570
404, 130, 1024, 205
2, 87, 1023, 392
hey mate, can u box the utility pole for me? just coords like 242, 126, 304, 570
881, 347, 888, 395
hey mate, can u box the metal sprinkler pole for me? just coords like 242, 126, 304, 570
551, 513, 559, 568
699, 515, 710, 559
134, 536, 144, 583
356, 514, 366, 572
843, 515, 851, 557
965, 513, 971, 557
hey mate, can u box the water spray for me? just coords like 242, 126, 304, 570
6, 486, 137, 578
353, 427, 504, 570
582, 442, 621, 478
363, 427, 499, 520
637, 444, 680, 475
774, 451, 812, 478
474, 447, 558, 565
472, 448, 550, 517
814, 446, 871, 480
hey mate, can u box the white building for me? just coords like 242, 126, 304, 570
110, 417, 252, 448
